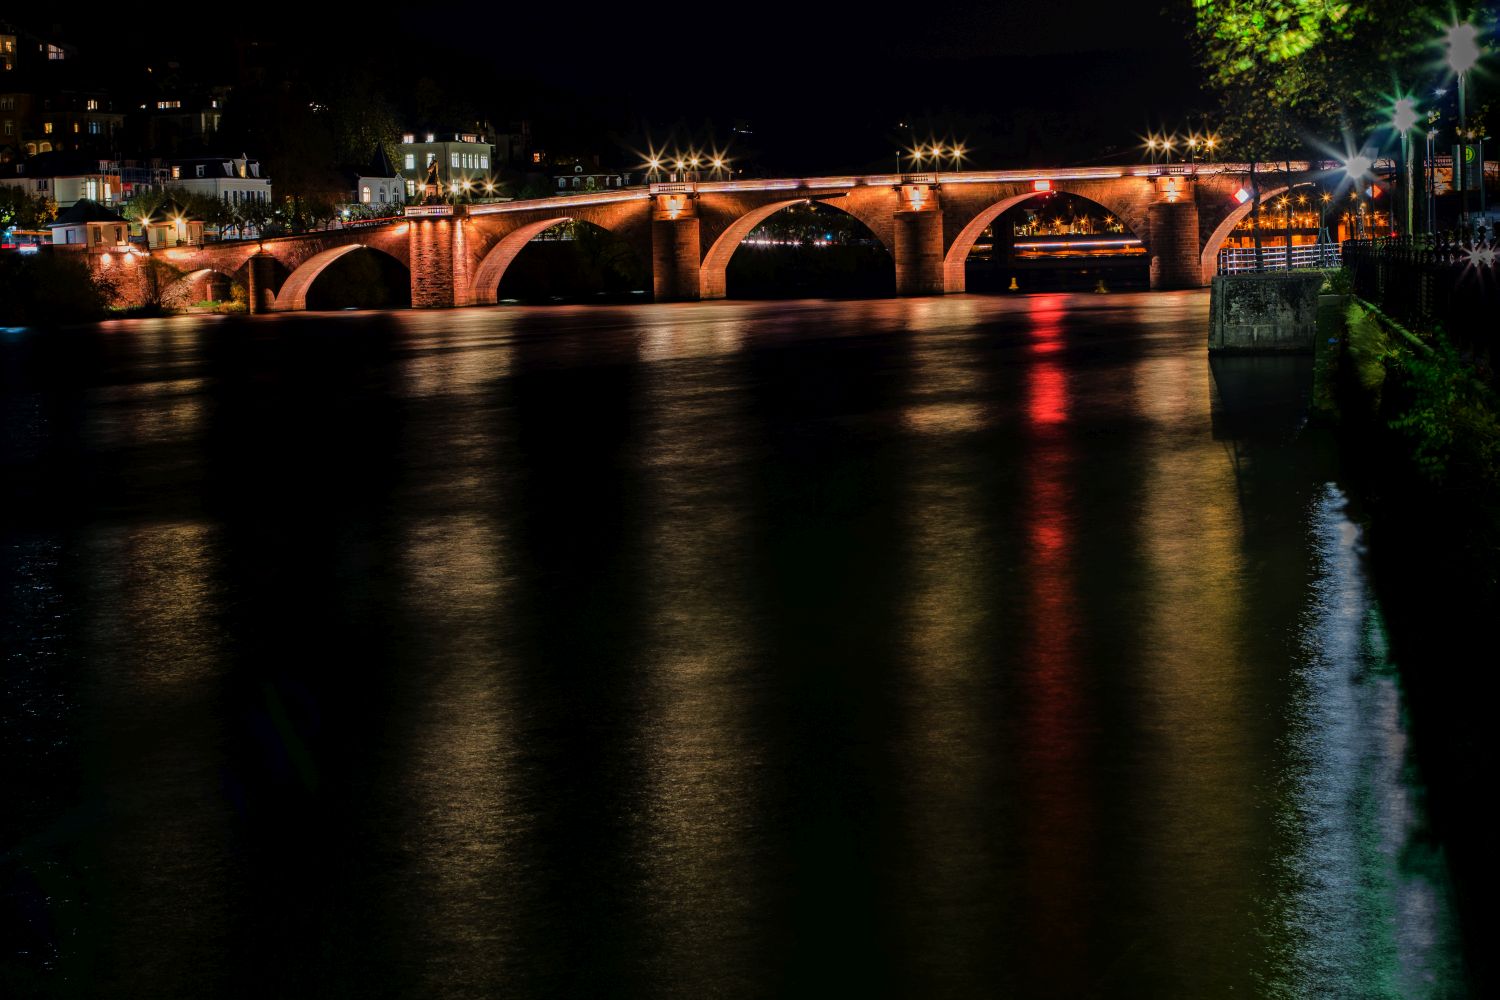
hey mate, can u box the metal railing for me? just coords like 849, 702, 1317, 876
1217, 243, 1341, 274
1343, 235, 1498, 368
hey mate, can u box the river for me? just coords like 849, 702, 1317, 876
0, 292, 1467, 997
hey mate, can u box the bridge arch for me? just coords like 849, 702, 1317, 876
469, 217, 573, 305
274, 243, 408, 311
700, 197, 893, 299
1198, 180, 1325, 283
943, 187, 1149, 293
162, 267, 238, 309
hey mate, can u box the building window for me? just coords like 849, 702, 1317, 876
425, 133, 434, 143
171, 166, 180, 179
196, 164, 205, 177
43, 121, 53, 134
72, 121, 79, 133
404, 153, 415, 170
2, 121, 11, 136
0, 96, 12, 109
480, 155, 488, 169
532, 151, 542, 163
86, 98, 98, 110
406, 179, 416, 197
425, 152, 435, 167
401, 133, 413, 144
86, 179, 97, 200
88, 121, 101, 134
47, 44, 65, 60
450, 153, 459, 168
361, 186, 371, 203
157, 100, 180, 110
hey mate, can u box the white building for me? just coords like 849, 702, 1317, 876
343, 145, 403, 208
167, 154, 271, 209
47, 199, 131, 249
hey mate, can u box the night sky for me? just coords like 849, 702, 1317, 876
57, 1, 1206, 172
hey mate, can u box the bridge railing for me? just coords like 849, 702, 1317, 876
1217, 243, 1341, 274
1343, 235, 1498, 368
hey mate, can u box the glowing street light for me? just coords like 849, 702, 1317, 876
1444, 22, 1483, 230
1390, 95, 1420, 234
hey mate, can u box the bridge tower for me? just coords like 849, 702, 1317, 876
1148, 176, 1202, 290
893, 180, 945, 296
651, 189, 701, 302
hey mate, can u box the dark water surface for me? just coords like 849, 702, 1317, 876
1, 293, 1466, 997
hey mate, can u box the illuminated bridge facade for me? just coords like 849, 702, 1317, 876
137, 163, 1333, 312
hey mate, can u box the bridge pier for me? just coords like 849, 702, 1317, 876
652, 193, 701, 302
1148, 179, 1203, 290
408, 205, 473, 308
247, 251, 281, 314
893, 184, 945, 296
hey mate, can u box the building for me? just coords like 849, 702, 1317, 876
0, 152, 128, 207
1, 87, 125, 158
142, 87, 228, 154
167, 154, 271, 208
142, 197, 204, 248
553, 163, 640, 192
343, 144, 403, 208
397, 128, 496, 199
0, 22, 119, 160
47, 198, 130, 249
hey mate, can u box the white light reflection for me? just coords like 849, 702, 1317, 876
1268, 485, 1464, 997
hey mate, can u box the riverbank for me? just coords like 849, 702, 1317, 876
1323, 294, 1497, 995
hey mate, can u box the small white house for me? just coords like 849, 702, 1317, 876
47, 199, 131, 249
345, 145, 403, 208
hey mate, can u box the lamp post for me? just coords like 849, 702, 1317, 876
1445, 22, 1481, 234
1391, 97, 1419, 236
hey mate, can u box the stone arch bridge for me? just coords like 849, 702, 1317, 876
141, 162, 1333, 312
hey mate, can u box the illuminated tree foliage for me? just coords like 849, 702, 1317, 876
1190, 0, 1453, 154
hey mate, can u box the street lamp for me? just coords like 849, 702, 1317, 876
1445, 21, 1481, 232
1390, 96, 1419, 235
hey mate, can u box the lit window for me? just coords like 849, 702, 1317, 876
361, 186, 371, 203
86, 98, 98, 110
480, 155, 488, 169
406, 179, 416, 196
47, 44, 65, 60
88, 121, 101, 134
532, 152, 541, 163
450, 153, 459, 168
43, 121, 53, 134
171, 166, 180, 179
72, 121, 79, 132
425, 133, 434, 143
2, 121, 11, 135
425, 152, 435, 167
404, 153, 414, 170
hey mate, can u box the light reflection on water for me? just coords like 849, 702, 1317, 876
1268, 485, 1464, 999
0, 293, 1467, 997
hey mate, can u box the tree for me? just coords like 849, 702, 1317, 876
0, 188, 57, 229
1188, 0, 1456, 264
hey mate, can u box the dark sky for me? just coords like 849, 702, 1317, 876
54, 1, 1208, 172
